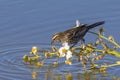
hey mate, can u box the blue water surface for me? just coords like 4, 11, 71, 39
0, 0, 120, 80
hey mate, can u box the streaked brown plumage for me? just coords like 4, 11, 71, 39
51, 21, 105, 48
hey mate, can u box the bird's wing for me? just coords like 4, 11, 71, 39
75, 26, 87, 37
62, 25, 87, 42
64, 28, 77, 40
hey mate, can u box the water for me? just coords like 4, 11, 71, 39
0, 0, 120, 80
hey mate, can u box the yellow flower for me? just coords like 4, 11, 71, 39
58, 47, 66, 57
36, 62, 43, 67
65, 59, 72, 65
30, 46, 39, 56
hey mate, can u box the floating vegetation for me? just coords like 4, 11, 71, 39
23, 28, 120, 75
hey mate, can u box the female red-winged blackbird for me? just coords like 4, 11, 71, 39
51, 21, 105, 48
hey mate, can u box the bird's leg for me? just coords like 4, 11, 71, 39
70, 42, 78, 49
81, 38, 85, 44
70, 38, 85, 49
80, 38, 85, 48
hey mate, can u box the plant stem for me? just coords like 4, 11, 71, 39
88, 31, 120, 48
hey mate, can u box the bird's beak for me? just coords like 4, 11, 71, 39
51, 35, 56, 45
51, 40, 54, 45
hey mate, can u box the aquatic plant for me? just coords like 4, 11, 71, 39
23, 28, 120, 76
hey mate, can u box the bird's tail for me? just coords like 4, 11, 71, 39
87, 21, 105, 30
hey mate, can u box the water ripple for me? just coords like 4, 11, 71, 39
0, 0, 120, 79
0, 42, 119, 80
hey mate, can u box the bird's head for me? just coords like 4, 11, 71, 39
51, 32, 61, 45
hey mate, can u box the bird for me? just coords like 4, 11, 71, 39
51, 20, 105, 48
